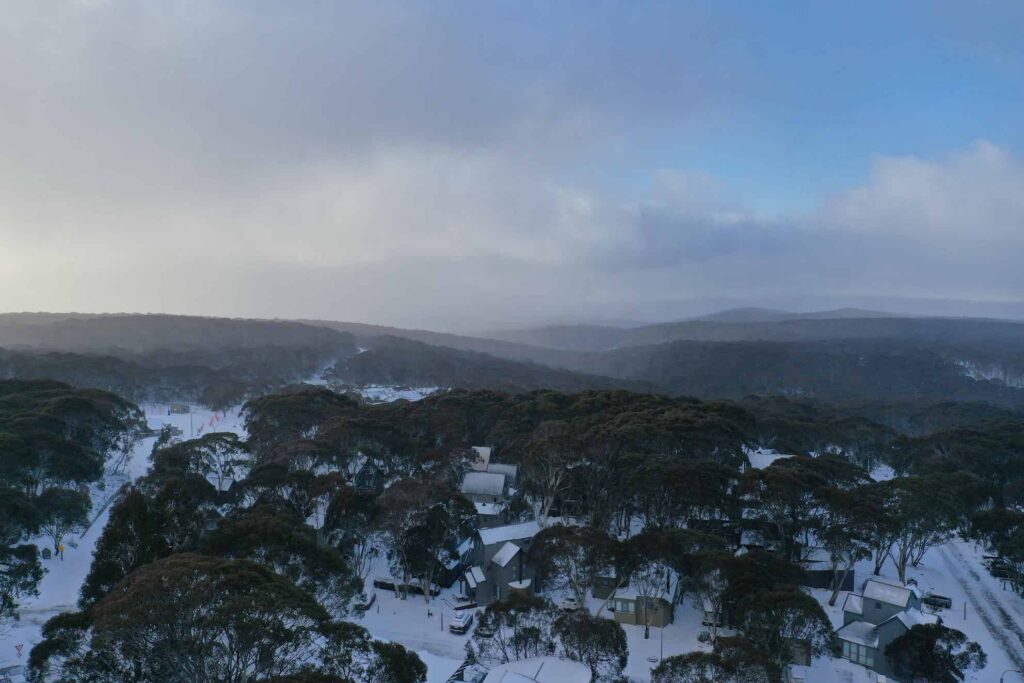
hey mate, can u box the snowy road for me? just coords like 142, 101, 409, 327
938, 541, 1024, 672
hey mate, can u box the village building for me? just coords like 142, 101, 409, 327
609, 586, 675, 628
835, 577, 939, 679
460, 520, 541, 605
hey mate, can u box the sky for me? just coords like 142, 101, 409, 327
1, 1, 1023, 332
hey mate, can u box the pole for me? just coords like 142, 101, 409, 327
660, 624, 664, 661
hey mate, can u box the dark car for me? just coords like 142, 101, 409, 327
922, 593, 952, 609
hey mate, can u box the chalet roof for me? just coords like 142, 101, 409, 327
482, 656, 591, 683
462, 471, 506, 496
479, 520, 541, 547
884, 608, 939, 630
862, 578, 915, 607
491, 541, 521, 568
836, 620, 879, 648
471, 446, 493, 471
843, 593, 863, 616
486, 463, 519, 479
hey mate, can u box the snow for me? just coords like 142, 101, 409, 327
482, 656, 591, 683
479, 521, 541, 547
491, 542, 521, 568
475, 502, 507, 516
743, 447, 795, 470
354, 385, 439, 403
0, 403, 247, 674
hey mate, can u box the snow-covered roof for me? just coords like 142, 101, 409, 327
862, 578, 915, 607
462, 471, 506, 496
885, 608, 939, 630
464, 565, 487, 589
457, 537, 474, 557
487, 463, 519, 479
836, 620, 879, 648
483, 656, 592, 683
843, 593, 863, 616
471, 446, 493, 471
491, 541, 521, 568
613, 586, 671, 602
475, 501, 507, 516
479, 520, 541, 547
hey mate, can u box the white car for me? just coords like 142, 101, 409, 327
449, 611, 473, 634
558, 596, 582, 611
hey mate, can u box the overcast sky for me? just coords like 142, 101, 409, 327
2, 1, 1023, 331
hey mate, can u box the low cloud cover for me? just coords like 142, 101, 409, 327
1, 1, 1022, 330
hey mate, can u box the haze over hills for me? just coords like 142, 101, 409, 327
4, 309, 1024, 407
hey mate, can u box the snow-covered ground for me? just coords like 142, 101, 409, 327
354, 385, 440, 403
0, 403, 245, 673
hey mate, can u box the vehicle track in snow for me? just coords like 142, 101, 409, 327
938, 543, 1024, 671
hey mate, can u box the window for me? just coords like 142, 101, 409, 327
617, 599, 634, 614
841, 641, 875, 668
874, 601, 882, 609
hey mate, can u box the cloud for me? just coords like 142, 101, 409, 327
0, 3, 1021, 329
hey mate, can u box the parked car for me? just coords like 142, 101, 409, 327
449, 611, 473, 635
558, 596, 582, 611
922, 593, 952, 609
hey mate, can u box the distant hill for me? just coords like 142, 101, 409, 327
0, 313, 353, 355
300, 318, 580, 366
557, 338, 1024, 406
325, 335, 655, 394
0, 314, 358, 407
691, 307, 898, 323
481, 314, 1024, 352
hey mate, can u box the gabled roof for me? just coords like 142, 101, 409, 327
862, 578, 915, 607
883, 608, 939, 631
843, 593, 863, 616
479, 520, 542, 547
836, 620, 880, 648
487, 463, 519, 479
491, 541, 521, 568
462, 471, 506, 496
482, 656, 591, 683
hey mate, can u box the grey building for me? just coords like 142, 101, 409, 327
835, 577, 938, 680
460, 520, 541, 605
